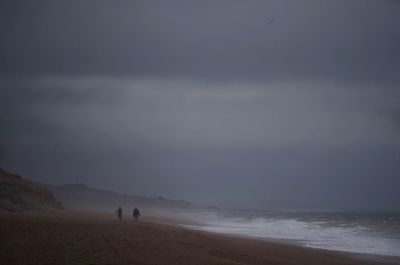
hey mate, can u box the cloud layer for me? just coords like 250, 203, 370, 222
1, 1, 399, 209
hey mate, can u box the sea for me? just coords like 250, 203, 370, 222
179, 209, 400, 258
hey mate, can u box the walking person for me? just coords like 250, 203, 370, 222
115, 206, 122, 221
133, 207, 140, 221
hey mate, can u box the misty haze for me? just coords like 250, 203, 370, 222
1, 1, 400, 264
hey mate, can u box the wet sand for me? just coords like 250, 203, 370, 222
0, 209, 397, 265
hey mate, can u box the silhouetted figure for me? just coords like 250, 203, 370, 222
115, 206, 122, 221
133, 208, 140, 221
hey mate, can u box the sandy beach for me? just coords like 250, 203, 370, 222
0, 209, 397, 265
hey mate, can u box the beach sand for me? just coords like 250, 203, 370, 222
0, 209, 397, 265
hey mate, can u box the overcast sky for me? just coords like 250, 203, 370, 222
1, 0, 399, 210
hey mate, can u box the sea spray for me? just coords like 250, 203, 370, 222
180, 209, 400, 257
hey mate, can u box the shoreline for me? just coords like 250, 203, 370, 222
183, 225, 400, 264
144, 213, 400, 263
181, 224, 400, 265
1, 209, 399, 265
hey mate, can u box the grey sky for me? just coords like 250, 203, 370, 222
1, 0, 399, 210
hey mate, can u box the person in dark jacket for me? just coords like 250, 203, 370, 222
133, 208, 140, 221
115, 206, 122, 221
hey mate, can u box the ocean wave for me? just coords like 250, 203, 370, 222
183, 211, 400, 257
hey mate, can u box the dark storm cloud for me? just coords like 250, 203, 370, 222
1, 1, 400, 210
2, 77, 399, 147
1, 0, 400, 82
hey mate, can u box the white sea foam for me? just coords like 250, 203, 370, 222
181, 211, 400, 257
